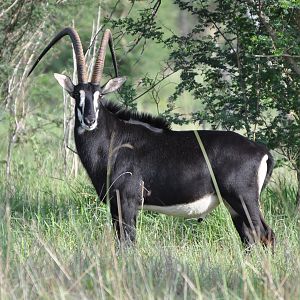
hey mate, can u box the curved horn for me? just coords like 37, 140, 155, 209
27, 27, 88, 83
91, 29, 118, 85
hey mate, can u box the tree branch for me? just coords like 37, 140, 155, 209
0, 0, 19, 19
245, 0, 300, 76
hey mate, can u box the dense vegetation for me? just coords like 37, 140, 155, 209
0, 1, 299, 298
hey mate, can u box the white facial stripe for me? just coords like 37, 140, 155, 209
79, 90, 85, 106
79, 90, 85, 113
77, 108, 83, 123
93, 91, 100, 111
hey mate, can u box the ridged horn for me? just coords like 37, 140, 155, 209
91, 29, 118, 85
27, 27, 88, 83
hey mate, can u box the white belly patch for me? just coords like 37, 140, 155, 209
140, 194, 219, 219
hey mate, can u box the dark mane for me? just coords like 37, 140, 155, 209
102, 100, 171, 131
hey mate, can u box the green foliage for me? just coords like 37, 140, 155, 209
117, 81, 137, 109
163, 1, 300, 170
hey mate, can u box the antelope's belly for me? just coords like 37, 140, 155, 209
141, 194, 219, 218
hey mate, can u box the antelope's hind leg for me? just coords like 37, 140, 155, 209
225, 199, 275, 248
224, 156, 275, 248
259, 211, 275, 247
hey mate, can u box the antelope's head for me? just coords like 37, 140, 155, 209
28, 27, 126, 131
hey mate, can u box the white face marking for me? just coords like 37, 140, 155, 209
76, 90, 99, 132
257, 154, 268, 196
140, 194, 219, 219
77, 108, 83, 123
93, 91, 100, 111
79, 90, 85, 108
76, 108, 86, 134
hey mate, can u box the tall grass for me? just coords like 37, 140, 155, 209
0, 149, 299, 299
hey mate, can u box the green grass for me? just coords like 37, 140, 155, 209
0, 150, 299, 300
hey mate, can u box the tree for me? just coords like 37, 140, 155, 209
162, 0, 300, 210
0, 0, 57, 178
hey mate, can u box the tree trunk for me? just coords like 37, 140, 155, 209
179, 10, 190, 37
297, 169, 300, 212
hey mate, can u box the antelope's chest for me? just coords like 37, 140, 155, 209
141, 194, 219, 219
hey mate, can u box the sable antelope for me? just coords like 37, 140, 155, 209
28, 27, 275, 247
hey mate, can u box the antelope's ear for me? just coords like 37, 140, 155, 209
54, 73, 74, 94
101, 77, 126, 95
